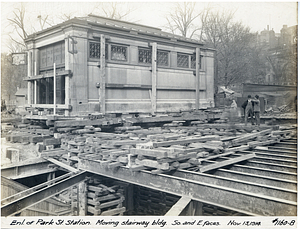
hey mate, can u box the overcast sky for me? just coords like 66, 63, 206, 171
1, 1, 298, 53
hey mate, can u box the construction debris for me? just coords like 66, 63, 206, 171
1, 113, 297, 216
2, 120, 291, 175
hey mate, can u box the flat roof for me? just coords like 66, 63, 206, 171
26, 14, 207, 47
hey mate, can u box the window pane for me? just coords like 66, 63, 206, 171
111, 45, 127, 61
90, 42, 100, 58
157, 51, 168, 66
39, 41, 65, 70
139, 48, 152, 64
89, 42, 108, 59
177, 54, 189, 68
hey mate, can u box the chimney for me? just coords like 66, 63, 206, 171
267, 25, 269, 31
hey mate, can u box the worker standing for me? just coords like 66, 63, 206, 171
253, 95, 260, 126
244, 95, 254, 126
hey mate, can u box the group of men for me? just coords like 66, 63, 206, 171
242, 95, 261, 126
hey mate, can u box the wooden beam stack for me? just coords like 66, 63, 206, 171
37, 121, 297, 174
86, 179, 125, 216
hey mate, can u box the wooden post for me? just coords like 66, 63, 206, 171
53, 63, 56, 115
194, 201, 203, 216
27, 51, 32, 105
196, 47, 200, 110
65, 75, 70, 116
78, 181, 87, 216
27, 82, 32, 105
71, 186, 78, 215
126, 184, 134, 212
100, 35, 106, 114
34, 80, 37, 104
151, 42, 157, 115
186, 201, 195, 216
34, 62, 37, 104
64, 38, 70, 116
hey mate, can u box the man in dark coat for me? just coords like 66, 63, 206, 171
242, 95, 254, 125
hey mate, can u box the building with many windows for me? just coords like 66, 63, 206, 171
24, 15, 215, 116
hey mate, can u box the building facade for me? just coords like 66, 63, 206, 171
24, 15, 215, 116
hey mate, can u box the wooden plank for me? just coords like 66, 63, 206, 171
30, 135, 52, 143
189, 142, 223, 151
195, 47, 200, 110
198, 151, 235, 162
97, 198, 123, 209
130, 148, 168, 158
107, 139, 144, 146
158, 152, 197, 163
224, 145, 250, 153
231, 129, 272, 145
135, 158, 169, 170
165, 196, 191, 216
40, 149, 66, 157
46, 158, 79, 173
128, 165, 147, 171
78, 181, 87, 216
100, 206, 126, 216
115, 126, 141, 131
199, 153, 255, 173
87, 205, 101, 215
99, 184, 115, 193
109, 150, 129, 159
153, 135, 221, 147
108, 162, 123, 169
88, 185, 104, 193
94, 193, 122, 202
24, 70, 71, 81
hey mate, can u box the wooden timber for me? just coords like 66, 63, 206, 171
152, 135, 220, 147
165, 196, 191, 216
199, 153, 256, 173
46, 158, 79, 173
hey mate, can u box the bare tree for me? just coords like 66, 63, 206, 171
58, 12, 76, 22
165, 2, 201, 38
36, 15, 52, 30
7, 3, 29, 51
266, 47, 297, 85
1, 53, 27, 102
7, 3, 53, 52
92, 2, 136, 20
198, 10, 262, 88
